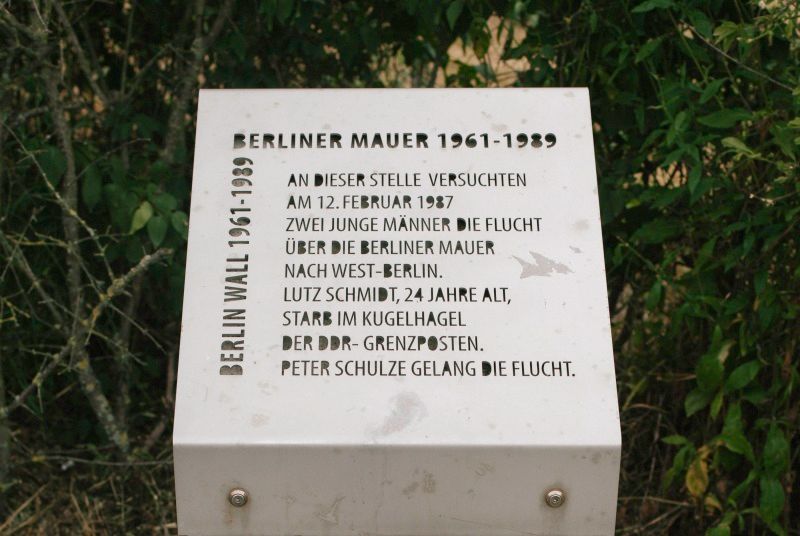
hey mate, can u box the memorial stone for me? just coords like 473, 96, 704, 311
174, 88, 621, 535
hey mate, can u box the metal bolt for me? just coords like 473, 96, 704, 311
545, 489, 565, 508
228, 488, 248, 507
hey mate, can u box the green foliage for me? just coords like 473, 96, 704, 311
0, 0, 797, 533
573, 1, 798, 532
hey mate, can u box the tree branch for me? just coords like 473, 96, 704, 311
0, 230, 67, 330
0, 343, 71, 419
687, 25, 793, 92
142, 347, 177, 452
51, 0, 109, 105
159, 0, 233, 165
37, 10, 129, 455
85, 248, 172, 331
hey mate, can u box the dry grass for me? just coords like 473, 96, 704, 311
2, 436, 175, 535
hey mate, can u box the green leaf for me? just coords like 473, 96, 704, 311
39, 145, 66, 186
713, 21, 740, 44
125, 236, 144, 263
730, 470, 756, 503
695, 339, 734, 394
759, 475, 784, 522
699, 79, 726, 104
663, 443, 694, 490
688, 166, 701, 195
742, 384, 768, 404
632, 219, 681, 244
755, 270, 767, 294
666, 110, 689, 144
147, 215, 168, 247
171, 210, 189, 240
82, 164, 102, 210
662, 434, 690, 446
109, 155, 126, 183
725, 360, 760, 392
722, 137, 754, 155
104, 183, 138, 231
687, 9, 713, 38
151, 192, 178, 213
771, 124, 796, 160
635, 37, 662, 63
446, 0, 464, 30
685, 388, 712, 416
765, 518, 787, 536
763, 426, 789, 477
645, 280, 662, 309
720, 431, 754, 462
718, 340, 734, 363
710, 389, 724, 419
706, 526, 730, 536
631, 0, 673, 13
723, 403, 743, 433
697, 237, 717, 265
276, 0, 293, 23
130, 201, 153, 233
132, 113, 161, 138
697, 109, 751, 128
697, 353, 724, 393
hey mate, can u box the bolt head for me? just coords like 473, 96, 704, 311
545, 489, 565, 508
228, 488, 248, 507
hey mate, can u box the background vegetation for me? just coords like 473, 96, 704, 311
0, 0, 797, 534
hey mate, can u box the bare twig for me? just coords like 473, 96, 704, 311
85, 248, 172, 332
0, 484, 48, 533
113, 275, 143, 431
0, 343, 71, 419
0, 121, 115, 283
142, 348, 176, 452
687, 25, 793, 91
10, 101, 83, 126
0, 230, 67, 329
52, 0, 109, 104
38, 455, 171, 467
0, 6, 38, 40
0, 344, 8, 482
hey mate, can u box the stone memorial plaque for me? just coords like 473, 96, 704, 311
174, 88, 621, 535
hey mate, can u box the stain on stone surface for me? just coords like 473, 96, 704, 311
368, 392, 427, 438
422, 471, 436, 493
403, 471, 437, 498
514, 252, 572, 278
316, 495, 344, 525
474, 462, 494, 477
250, 414, 269, 427
572, 219, 590, 231
402, 481, 419, 498
257, 380, 276, 395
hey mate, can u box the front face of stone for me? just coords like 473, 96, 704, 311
174, 88, 621, 536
